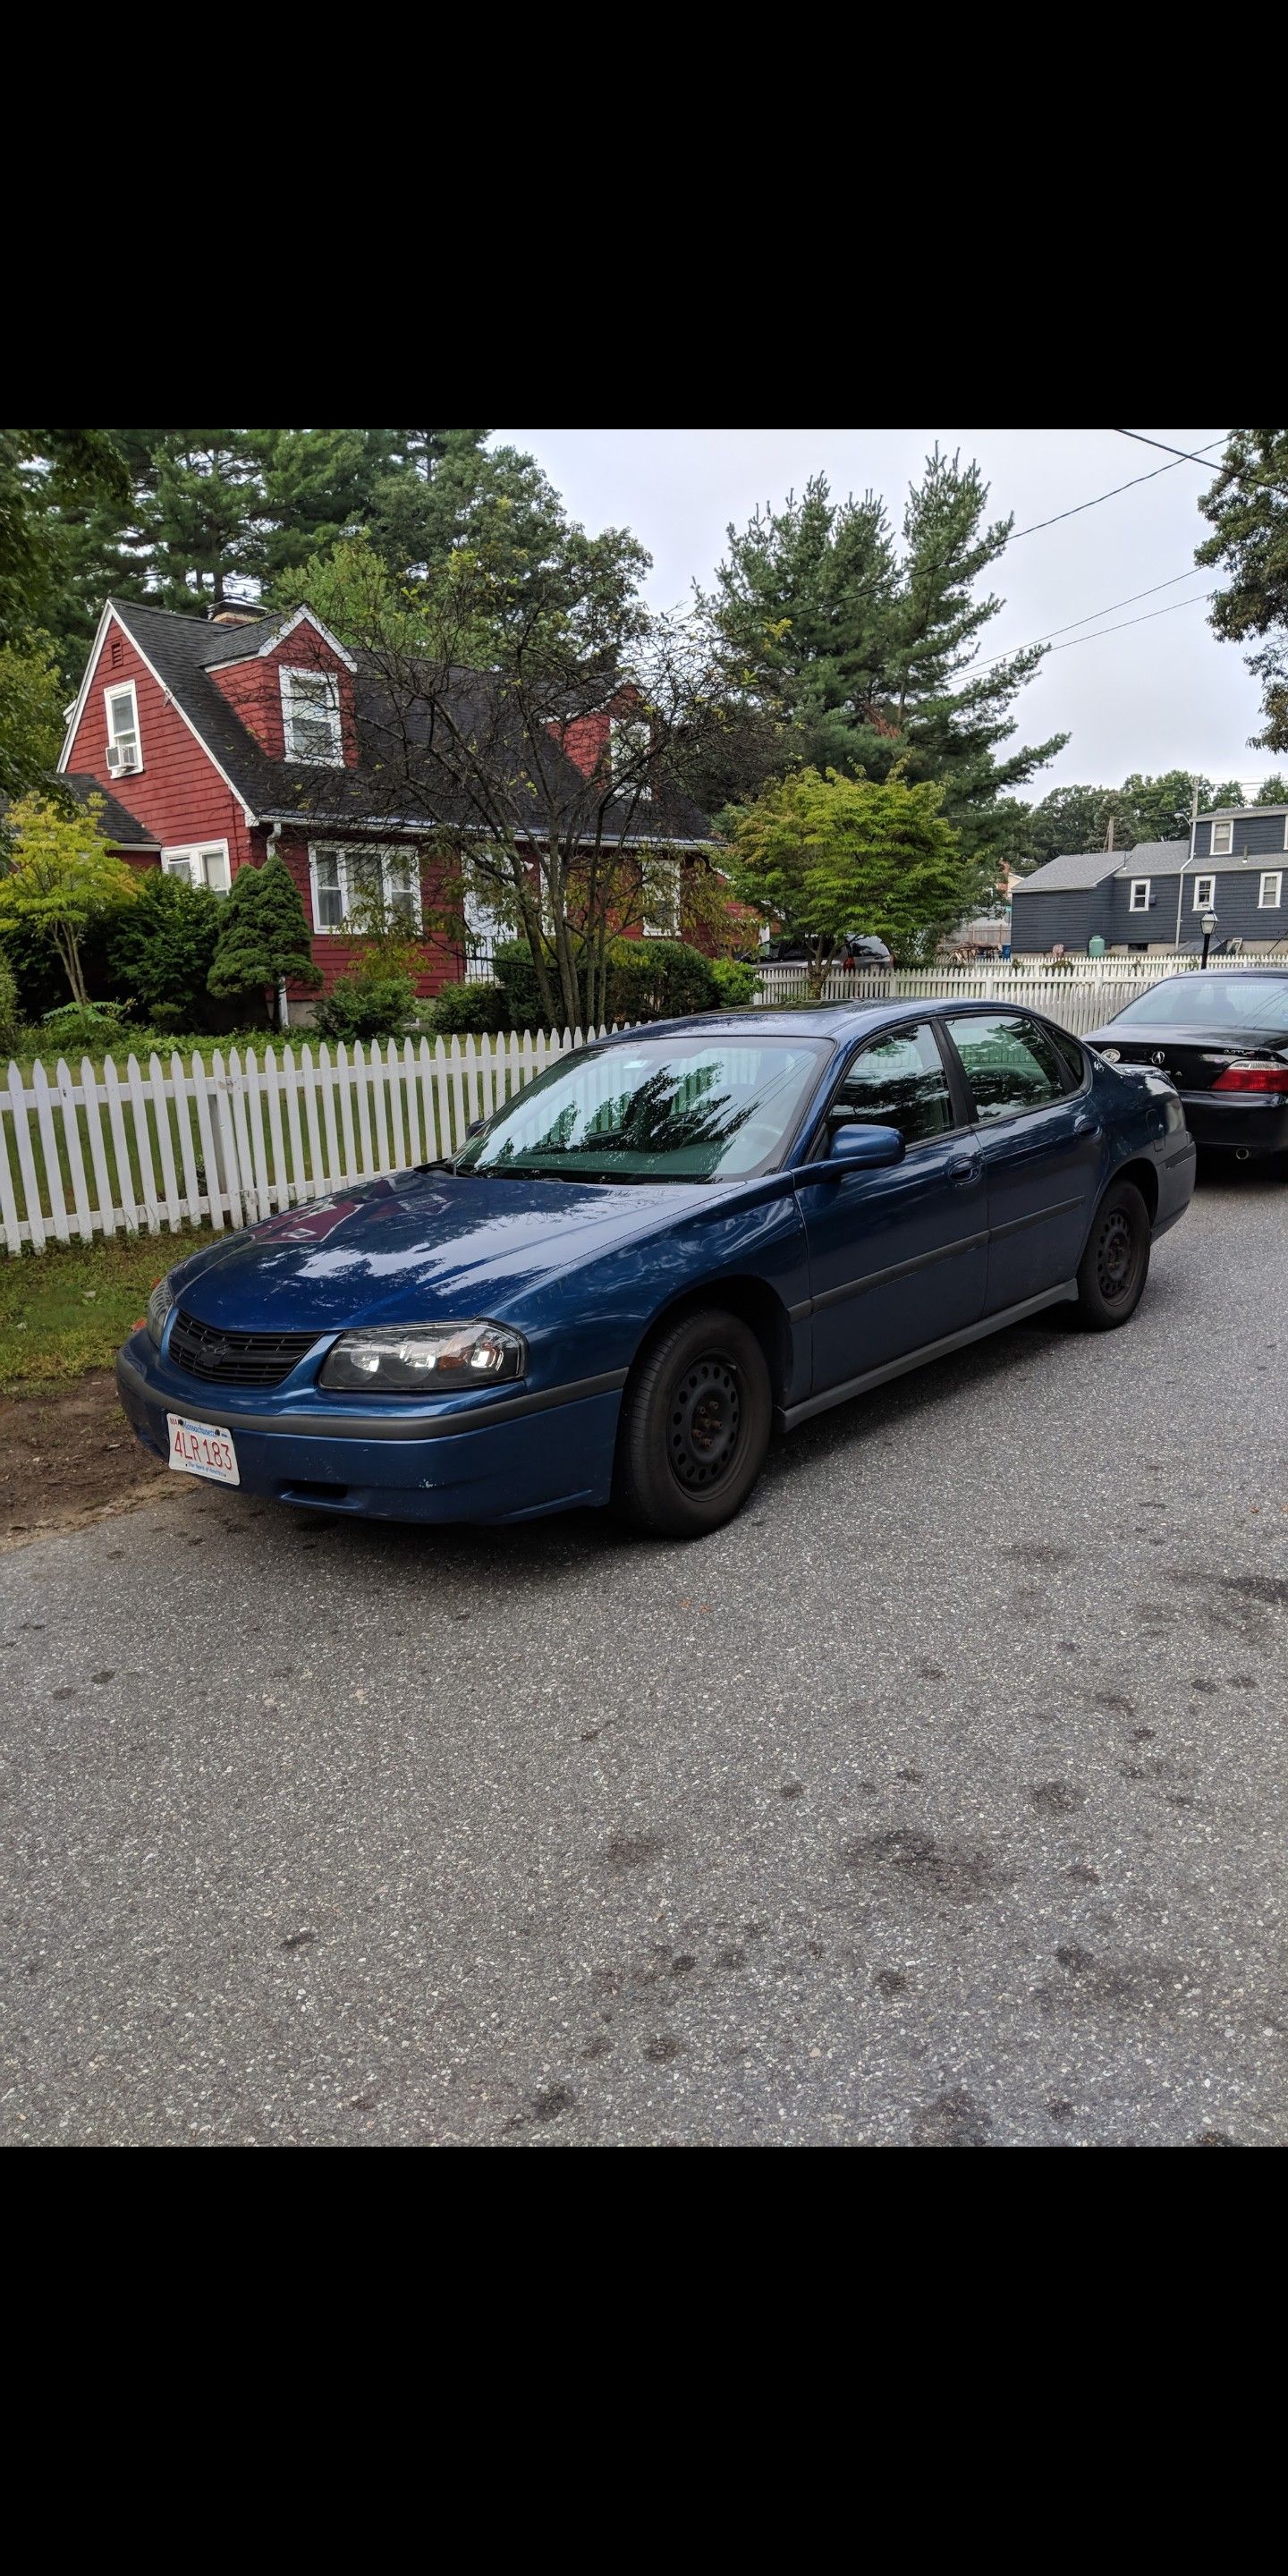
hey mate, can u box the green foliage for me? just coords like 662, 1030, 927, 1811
104, 870, 222, 1024
707, 956, 758, 1008
724, 767, 969, 987
0, 632, 66, 798
0, 792, 139, 1004
706, 451, 1067, 887
0, 428, 130, 659
208, 853, 321, 1020
0, 945, 18, 1050
312, 974, 417, 1042
1257, 774, 1288, 804
37, 999, 139, 1052
604, 939, 719, 1025
1197, 428, 1288, 752
426, 979, 512, 1037
492, 939, 553, 1034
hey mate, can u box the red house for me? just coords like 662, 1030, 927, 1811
58, 597, 714, 1014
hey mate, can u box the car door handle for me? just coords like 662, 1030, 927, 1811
1072, 1114, 1100, 1137
946, 1157, 977, 1183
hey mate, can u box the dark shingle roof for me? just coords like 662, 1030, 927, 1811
1013, 849, 1123, 894
106, 598, 710, 845
64, 773, 158, 847
1113, 840, 1190, 875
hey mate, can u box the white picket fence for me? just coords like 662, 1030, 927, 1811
0, 1028, 606, 1256
752, 953, 1267, 1035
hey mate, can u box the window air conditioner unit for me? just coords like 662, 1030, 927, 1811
106, 741, 139, 774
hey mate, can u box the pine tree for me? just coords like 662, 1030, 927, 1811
208, 855, 321, 1026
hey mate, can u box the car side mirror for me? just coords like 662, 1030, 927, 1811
825, 1122, 905, 1171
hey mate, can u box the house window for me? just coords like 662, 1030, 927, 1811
1210, 818, 1234, 855
105, 679, 141, 775
1129, 878, 1151, 911
1260, 870, 1284, 910
281, 668, 343, 766
309, 843, 422, 933
643, 856, 681, 936
1192, 874, 1216, 911
162, 842, 231, 895
611, 717, 653, 801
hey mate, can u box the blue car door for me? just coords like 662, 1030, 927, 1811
796, 1019, 987, 1394
939, 1012, 1102, 1311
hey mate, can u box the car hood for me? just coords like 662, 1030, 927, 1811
165, 1167, 714, 1334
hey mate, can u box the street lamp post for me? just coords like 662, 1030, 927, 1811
1199, 907, 1218, 969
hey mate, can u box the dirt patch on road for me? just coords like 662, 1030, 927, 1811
0, 1372, 172, 1549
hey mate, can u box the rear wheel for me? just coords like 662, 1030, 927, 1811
1075, 1179, 1150, 1329
614, 1308, 772, 1538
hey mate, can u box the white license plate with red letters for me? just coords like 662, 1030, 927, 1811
166, 1413, 240, 1486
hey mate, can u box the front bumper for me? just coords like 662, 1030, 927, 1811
115, 1334, 625, 1524
1177, 1091, 1288, 1156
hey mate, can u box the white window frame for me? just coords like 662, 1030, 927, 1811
161, 841, 231, 895
1192, 874, 1216, 911
307, 842, 422, 935
1259, 869, 1284, 910
280, 666, 343, 767
104, 676, 142, 771
642, 855, 681, 937
1129, 878, 1151, 911
611, 716, 653, 802
1210, 818, 1234, 855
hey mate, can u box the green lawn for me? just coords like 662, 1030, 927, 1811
0, 1227, 211, 1394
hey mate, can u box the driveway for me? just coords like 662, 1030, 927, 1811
3, 1164, 1285, 2146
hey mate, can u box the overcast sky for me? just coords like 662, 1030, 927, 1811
490, 428, 1270, 798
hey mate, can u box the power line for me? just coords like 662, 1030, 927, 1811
1039, 590, 1214, 655
1004, 437, 1227, 545
969, 568, 1210, 672
1114, 428, 1227, 467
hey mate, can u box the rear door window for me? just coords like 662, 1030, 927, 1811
945, 1013, 1071, 1123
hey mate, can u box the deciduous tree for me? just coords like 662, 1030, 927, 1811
0, 792, 138, 1008
724, 767, 970, 990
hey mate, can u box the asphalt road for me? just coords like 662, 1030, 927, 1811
4, 1160, 1286, 2148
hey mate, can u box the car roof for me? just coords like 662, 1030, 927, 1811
597, 997, 1049, 1045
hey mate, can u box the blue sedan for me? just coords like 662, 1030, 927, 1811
115, 1002, 1195, 1538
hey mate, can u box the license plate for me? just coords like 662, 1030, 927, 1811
166, 1412, 240, 1486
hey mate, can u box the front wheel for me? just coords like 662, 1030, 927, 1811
1074, 1179, 1150, 1329
614, 1308, 772, 1538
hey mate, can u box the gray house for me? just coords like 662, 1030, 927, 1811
1011, 805, 1288, 955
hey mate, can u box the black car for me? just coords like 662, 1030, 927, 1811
762, 933, 894, 967
1086, 970, 1288, 1162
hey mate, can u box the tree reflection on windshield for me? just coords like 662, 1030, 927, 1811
456, 1040, 830, 1182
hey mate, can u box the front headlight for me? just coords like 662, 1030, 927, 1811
147, 1275, 175, 1346
318, 1320, 528, 1394
1097, 1046, 1122, 1063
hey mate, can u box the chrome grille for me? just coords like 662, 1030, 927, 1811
168, 1309, 321, 1388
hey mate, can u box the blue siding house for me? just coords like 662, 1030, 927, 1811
1011, 805, 1288, 955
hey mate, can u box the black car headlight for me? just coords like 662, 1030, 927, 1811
318, 1321, 528, 1394
147, 1275, 176, 1347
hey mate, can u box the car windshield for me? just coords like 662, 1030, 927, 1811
1108, 975, 1288, 1030
454, 1037, 830, 1182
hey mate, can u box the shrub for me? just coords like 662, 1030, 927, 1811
0, 948, 18, 1053
706, 956, 758, 1009
605, 937, 723, 1024
105, 872, 223, 1026
425, 979, 512, 1038
312, 973, 417, 1043
492, 939, 555, 1033
37, 999, 139, 1054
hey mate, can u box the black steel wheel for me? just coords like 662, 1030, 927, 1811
614, 1308, 772, 1537
1075, 1179, 1150, 1329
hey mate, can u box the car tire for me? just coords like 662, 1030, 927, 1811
614, 1308, 772, 1538
1074, 1179, 1150, 1329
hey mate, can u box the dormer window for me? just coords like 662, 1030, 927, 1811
611, 717, 653, 801
281, 667, 343, 766
1211, 818, 1234, 855
105, 678, 141, 775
